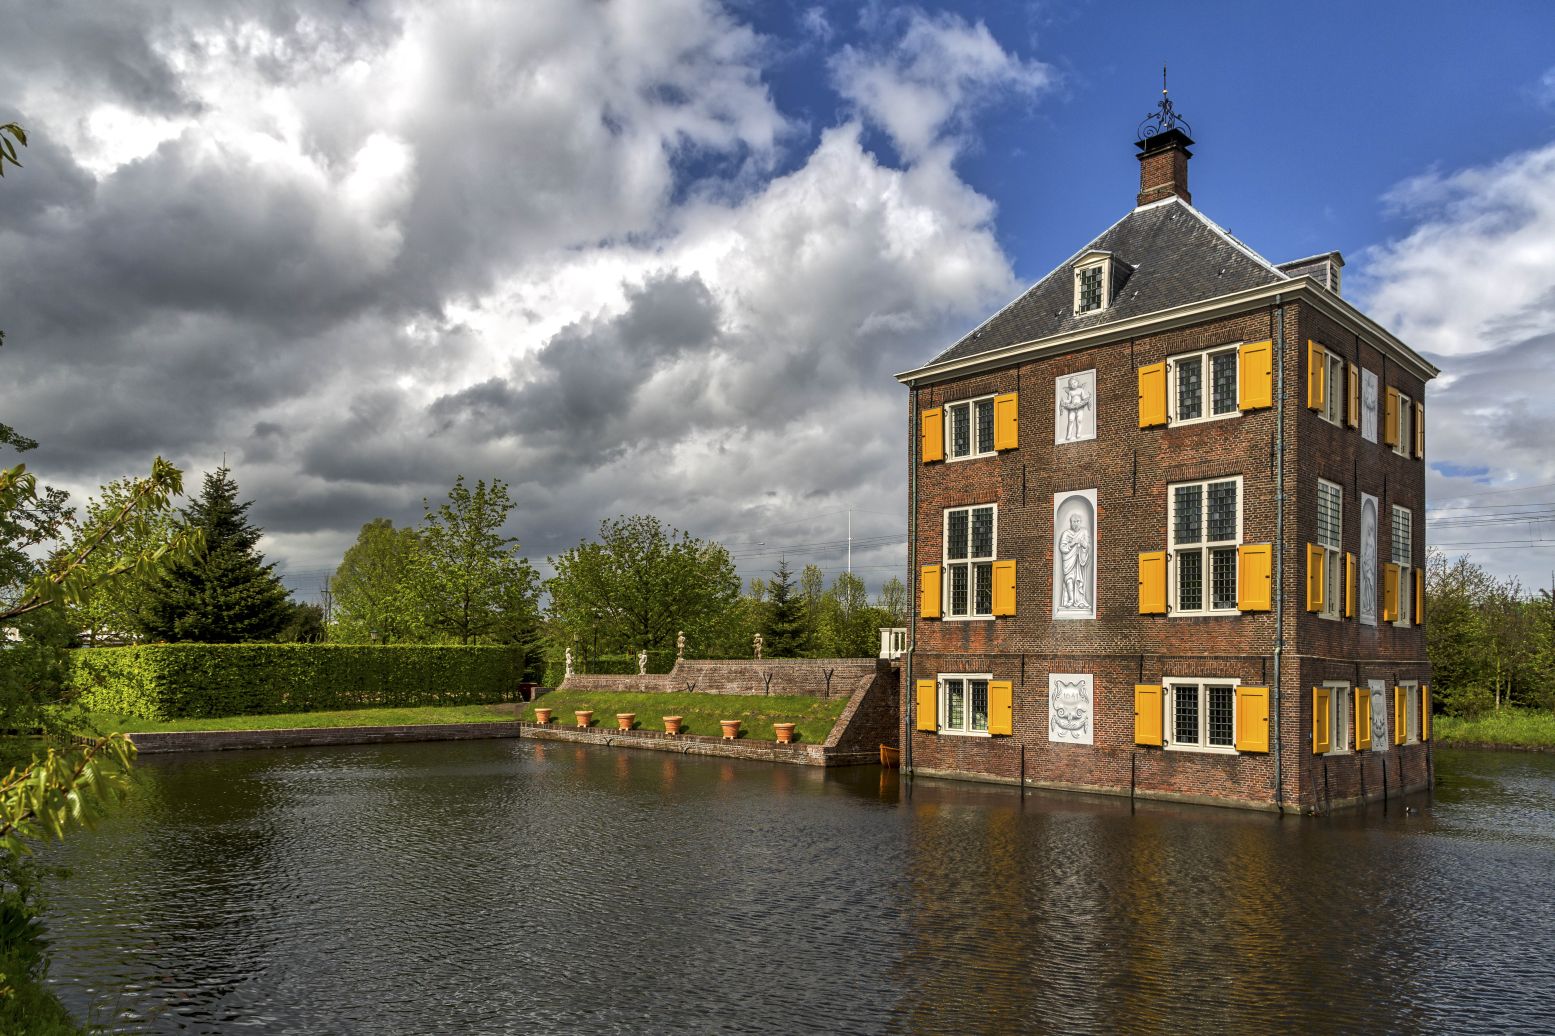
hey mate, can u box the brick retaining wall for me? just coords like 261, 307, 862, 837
561, 658, 884, 699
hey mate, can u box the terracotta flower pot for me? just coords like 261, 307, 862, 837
663, 716, 683, 736
720, 719, 741, 740
773, 722, 796, 744
534, 707, 552, 725
575, 710, 594, 728
617, 713, 636, 731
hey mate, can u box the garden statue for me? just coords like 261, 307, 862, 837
564, 647, 574, 678
753, 632, 763, 659
676, 630, 685, 659
637, 650, 648, 675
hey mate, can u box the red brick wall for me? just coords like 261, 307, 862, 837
905, 300, 1432, 810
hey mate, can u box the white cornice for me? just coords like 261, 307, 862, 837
896, 278, 1440, 387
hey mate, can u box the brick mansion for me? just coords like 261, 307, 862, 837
896, 98, 1437, 811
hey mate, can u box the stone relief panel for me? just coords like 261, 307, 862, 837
1360, 493, 1379, 627
1361, 368, 1379, 443
1054, 369, 1097, 444
1052, 489, 1097, 620
1048, 673, 1094, 745
1369, 678, 1389, 752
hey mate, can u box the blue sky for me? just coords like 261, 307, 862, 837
4, 0, 1555, 597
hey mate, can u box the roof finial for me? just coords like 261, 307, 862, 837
1138, 66, 1191, 140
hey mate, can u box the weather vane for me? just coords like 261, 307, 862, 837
1137, 64, 1191, 139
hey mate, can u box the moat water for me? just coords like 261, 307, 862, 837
41, 741, 1555, 1034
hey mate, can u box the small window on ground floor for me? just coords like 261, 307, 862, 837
1166, 679, 1239, 752
940, 674, 990, 734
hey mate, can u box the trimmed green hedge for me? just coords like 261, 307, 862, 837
69, 644, 525, 721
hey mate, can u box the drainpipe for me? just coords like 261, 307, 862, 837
906, 382, 918, 776
1272, 296, 1286, 812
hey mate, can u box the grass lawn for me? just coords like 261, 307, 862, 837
526, 690, 846, 744
75, 702, 522, 735
1434, 707, 1555, 749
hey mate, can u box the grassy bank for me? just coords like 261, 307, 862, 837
527, 691, 846, 744
75, 702, 520, 735
1434, 707, 1555, 750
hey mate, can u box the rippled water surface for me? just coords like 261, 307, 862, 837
40, 742, 1555, 1034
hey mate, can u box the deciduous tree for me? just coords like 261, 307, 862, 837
330, 518, 425, 643
547, 515, 740, 659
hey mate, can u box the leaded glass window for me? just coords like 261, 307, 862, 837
1170, 478, 1241, 613
944, 505, 996, 618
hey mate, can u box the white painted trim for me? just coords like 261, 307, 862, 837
1167, 475, 1244, 616
1163, 677, 1243, 754
939, 672, 994, 735
942, 504, 997, 619
942, 394, 998, 462
1167, 343, 1242, 426
1323, 680, 1353, 755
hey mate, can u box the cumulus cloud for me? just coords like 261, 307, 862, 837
1355, 141, 1555, 583
830, 8, 1054, 162
0, 0, 1030, 590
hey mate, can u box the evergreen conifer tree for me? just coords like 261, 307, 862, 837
762, 558, 809, 657
138, 467, 291, 642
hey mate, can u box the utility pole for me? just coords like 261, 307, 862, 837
847, 506, 852, 574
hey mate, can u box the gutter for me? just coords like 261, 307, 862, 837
905, 381, 917, 776
1273, 296, 1286, 813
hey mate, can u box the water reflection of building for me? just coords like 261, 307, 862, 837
897, 88, 1436, 812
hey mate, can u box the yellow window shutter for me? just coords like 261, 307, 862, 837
1393, 687, 1406, 745
1422, 685, 1431, 741
1138, 362, 1167, 428
1415, 569, 1424, 626
1306, 341, 1326, 411
1347, 363, 1360, 428
919, 564, 942, 619
991, 559, 1017, 616
1414, 401, 1424, 458
1345, 552, 1357, 618
1238, 340, 1272, 410
1134, 685, 1163, 746
1354, 690, 1372, 750
1383, 563, 1400, 622
1312, 687, 1332, 754
1236, 686, 1270, 753
915, 679, 938, 732
988, 680, 1013, 736
1384, 388, 1400, 446
1305, 543, 1326, 612
1138, 551, 1167, 614
920, 407, 944, 463
1237, 543, 1271, 611
993, 392, 1019, 451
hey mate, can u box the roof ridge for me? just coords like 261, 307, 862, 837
1166, 197, 1291, 281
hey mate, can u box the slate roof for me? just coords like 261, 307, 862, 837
928, 197, 1290, 368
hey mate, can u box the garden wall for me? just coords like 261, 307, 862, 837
559, 658, 884, 699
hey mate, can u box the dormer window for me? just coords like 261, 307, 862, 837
1073, 251, 1116, 315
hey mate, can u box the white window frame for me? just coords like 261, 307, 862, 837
1168, 476, 1244, 616
1168, 344, 1242, 426
943, 395, 997, 462
1393, 392, 1413, 458
939, 673, 993, 736
1317, 479, 1344, 621
943, 504, 997, 620
1163, 677, 1242, 755
1073, 256, 1111, 315
1391, 505, 1413, 628
1320, 352, 1346, 426
1402, 679, 1420, 744
1323, 680, 1351, 755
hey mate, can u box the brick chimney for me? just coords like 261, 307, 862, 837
1136, 128, 1193, 207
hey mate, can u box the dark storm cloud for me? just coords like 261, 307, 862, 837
0, 0, 1029, 581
